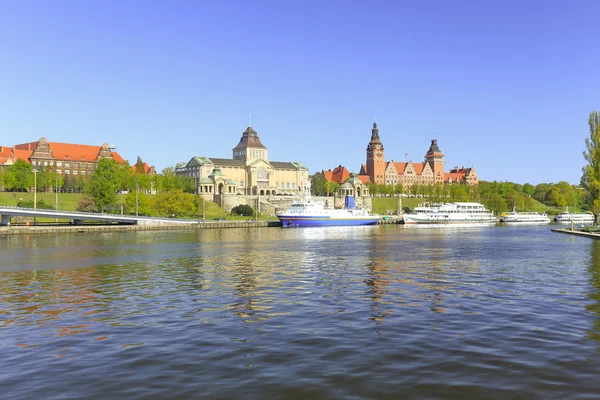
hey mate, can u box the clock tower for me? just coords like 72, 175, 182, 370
366, 122, 386, 185
425, 139, 445, 184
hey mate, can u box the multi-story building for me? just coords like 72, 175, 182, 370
7, 137, 128, 178
359, 122, 478, 186
176, 125, 309, 196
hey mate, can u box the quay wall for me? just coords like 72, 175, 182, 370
0, 221, 282, 236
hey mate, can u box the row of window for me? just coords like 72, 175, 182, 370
32, 160, 96, 170
55, 169, 86, 175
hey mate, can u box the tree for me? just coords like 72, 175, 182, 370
125, 190, 149, 215
232, 204, 254, 216
4, 159, 33, 191
76, 195, 98, 212
151, 191, 197, 217
135, 156, 146, 174
582, 110, 600, 220
86, 158, 121, 210
310, 173, 327, 196
484, 193, 507, 216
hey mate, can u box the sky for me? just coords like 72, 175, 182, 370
1, 0, 598, 185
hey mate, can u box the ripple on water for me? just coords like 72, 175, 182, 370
1, 226, 600, 399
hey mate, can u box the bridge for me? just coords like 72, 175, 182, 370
0, 206, 199, 226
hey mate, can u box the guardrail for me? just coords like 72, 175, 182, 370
0, 206, 200, 223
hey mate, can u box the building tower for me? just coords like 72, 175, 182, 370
366, 122, 386, 185
425, 139, 444, 184
232, 126, 268, 165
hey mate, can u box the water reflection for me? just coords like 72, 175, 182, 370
2, 226, 600, 399
587, 241, 600, 344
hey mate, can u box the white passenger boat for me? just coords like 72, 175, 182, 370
554, 207, 595, 224
500, 208, 550, 224
276, 182, 379, 227
402, 202, 496, 225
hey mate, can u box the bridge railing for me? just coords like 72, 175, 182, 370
0, 206, 200, 223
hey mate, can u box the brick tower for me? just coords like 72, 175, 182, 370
425, 139, 444, 184
366, 122, 386, 185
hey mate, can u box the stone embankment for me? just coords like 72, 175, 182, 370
0, 220, 283, 236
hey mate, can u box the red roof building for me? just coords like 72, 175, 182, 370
8, 137, 128, 179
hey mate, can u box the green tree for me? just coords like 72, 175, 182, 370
310, 173, 327, 196
484, 193, 507, 216
523, 183, 535, 197
232, 204, 254, 216
135, 156, 146, 174
547, 188, 567, 208
86, 158, 121, 210
4, 159, 33, 191
151, 191, 197, 217
582, 110, 600, 219
125, 190, 149, 215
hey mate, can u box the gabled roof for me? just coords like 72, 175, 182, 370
392, 162, 407, 174
322, 165, 350, 184
13, 149, 32, 163
412, 163, 425, 175
444, 172, 465, 182
249, 159, 272, 167
357, 174, 371, 184
359, 164, 368, 175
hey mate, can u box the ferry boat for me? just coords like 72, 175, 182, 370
402, 202, 496, 225
500, 208, 551, 223
276, 195, 379, 227
554, 207, 595, 224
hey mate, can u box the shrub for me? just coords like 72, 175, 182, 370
76, 195, 98, 212
232, 204, 254, 216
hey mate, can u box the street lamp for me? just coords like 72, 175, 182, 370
33, 169, 39, 210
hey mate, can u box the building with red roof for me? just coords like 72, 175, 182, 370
360, 122, 478, 187
7, 137, 128, 179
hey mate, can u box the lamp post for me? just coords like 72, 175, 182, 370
55, 176, 59, 223
135, 180, 139, 217
33, 169, 39, 210
33, 168, 39, 226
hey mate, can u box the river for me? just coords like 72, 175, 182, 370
1, 224, 600, 399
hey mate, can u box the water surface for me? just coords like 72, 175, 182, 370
1, 225, 600, 399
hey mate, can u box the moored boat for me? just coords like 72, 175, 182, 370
402, 202, 495, 225
554, 207, 595, 224
500, 207, 550, 223
276, 188, 379, 227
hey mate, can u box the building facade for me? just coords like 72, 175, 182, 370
6, 137, 128, 178
360, 122, 478, 186
176, 126, 309, 197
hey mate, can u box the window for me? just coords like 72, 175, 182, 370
57, 169, 62, 174
73, 170, 78, 175
57, 161, 62, 167
65, 170, 70, 174
81, 170, 86, 175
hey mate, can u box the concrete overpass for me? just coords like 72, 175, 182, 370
0, 206, 199, 226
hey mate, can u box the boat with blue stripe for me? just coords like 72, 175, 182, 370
276, 194, 379, 227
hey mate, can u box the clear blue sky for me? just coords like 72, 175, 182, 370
1, 0, 598, 185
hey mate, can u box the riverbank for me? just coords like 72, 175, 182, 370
0, 220, 283, 235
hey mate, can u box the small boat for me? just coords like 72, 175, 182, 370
500, 207, 551, 223
402, 202, 496, 225
276, 187, 379, 227
554, 207, 595, 224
